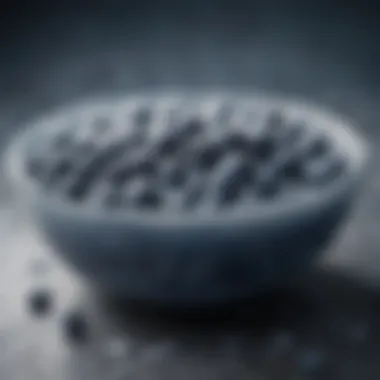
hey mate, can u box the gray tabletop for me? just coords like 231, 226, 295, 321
1, 4, 380, 379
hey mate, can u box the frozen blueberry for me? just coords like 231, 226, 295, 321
66, 165, 98, 201
280, 122, 307, 147
178, 118, 204, 140
136, 189, 162, 210
136, 158, 158, 177
66, 179, 88, 201
195, 143, 224, 171
27, 288, 53, 316
305, 135, 331, 159
127, 179, 162, 210
100, 140, 131, 165
167, 164, 189, 188
110, 149, 158, 186
62, 310, 89, 344
214, 102, 235, 124
305, 154, 345, 186
217, 158, 254, 206
280, 151, 305, 182
104, 189, 125, 209
157, 118, 203, 157
183, 177, 206, 210
67, 140, 129, 200
252, 135, 276, 161
156, 133, 183, 157
52, 131, 74, 151
109, 164, 137, 186
223, 132, 251, 153
130, 106, 152, 143
133, 105, 151, 127
47, 158, 74, 185
255, 165, 281, 198
265, 110, 285, 133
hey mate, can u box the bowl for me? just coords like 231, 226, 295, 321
4, 91, 369, 307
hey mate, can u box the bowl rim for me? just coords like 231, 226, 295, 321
3, 90, 370, 229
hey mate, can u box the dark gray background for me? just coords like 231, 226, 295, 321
1, 2, 380, 379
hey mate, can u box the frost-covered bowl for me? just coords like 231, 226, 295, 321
4, 92, 369, 306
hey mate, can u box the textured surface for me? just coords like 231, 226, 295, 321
1, 2, 380, 379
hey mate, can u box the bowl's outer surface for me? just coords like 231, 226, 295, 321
4, 92, 369, 305
36, 191, 352, 304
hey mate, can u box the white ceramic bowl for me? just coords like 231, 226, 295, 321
4, 92, 369, 306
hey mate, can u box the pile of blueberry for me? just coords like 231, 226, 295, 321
24, 99, 346, 213
28, 287, 89, 344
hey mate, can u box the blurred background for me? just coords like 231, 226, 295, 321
1, 2, 380, 379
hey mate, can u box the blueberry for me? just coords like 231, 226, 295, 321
196, 143, 224, 171
47, 158, 74, 185
136, 158, 158, 177
68, 140, 130, 200
255, 165, 281, 198
156, 133, 182, 157
280, 122, 307, 147
280, 151, 305, 182
109, 164, 136, 186
178, 118, 204, 140
133, 105, 151, 127
305, 155, 345, 185
306, 135, 331, 159
131, 106, 152, 143
183, 177, 206, 210
56, 159, 74, 176
27, 288, 53, 316
214, 102, 234, 124
223, 132, 251, 153
52, 131, 73, 151
62, 310, 89, 344
104, 189, 125, 209
167, 164, 188, 188
128, 179, 162, 210
265, 110, 285, 133
217, 159, 254, 206
110, 149, 158, 186
136, 189, 162, 209
66, 179, 88, 201
252, 135, 276, 161
327, 156, 346, 178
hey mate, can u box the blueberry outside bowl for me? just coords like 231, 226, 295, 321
4, 91, 369, 307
